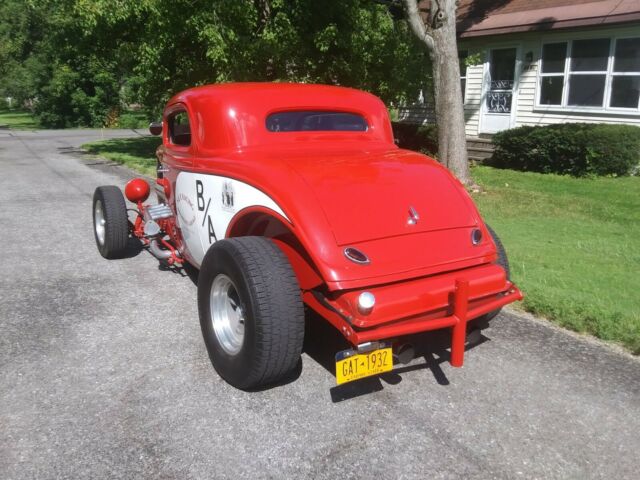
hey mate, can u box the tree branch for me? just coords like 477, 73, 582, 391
402, 0, 435, 52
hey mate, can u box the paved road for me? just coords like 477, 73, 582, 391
1, 129, 639, 479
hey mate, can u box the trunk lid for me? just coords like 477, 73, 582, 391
283, 147, 477, 246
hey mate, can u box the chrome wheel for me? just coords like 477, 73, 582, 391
210, 274, 246, 355
94, 200, 106, 246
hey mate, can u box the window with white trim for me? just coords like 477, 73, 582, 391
537, 37, 640, 111
459, 50, 468, 103
611, 38, 640, 108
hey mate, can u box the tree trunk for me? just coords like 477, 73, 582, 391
403, 0, 470, 185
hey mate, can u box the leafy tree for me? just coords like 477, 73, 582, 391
0, 0, 430, 126
130, 0, 430, 114
0, 0, 48, 106
402, 0, 470, 184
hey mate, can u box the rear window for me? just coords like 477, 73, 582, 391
266, 111, 368, 132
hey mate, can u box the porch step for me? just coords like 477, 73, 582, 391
466, 136, 495, 163
469, 146, 494, 153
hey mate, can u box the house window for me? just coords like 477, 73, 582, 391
459, 50, 468, 103
537, 37, 640, 111
611, 37, 640, 108
568, 38, 609, 106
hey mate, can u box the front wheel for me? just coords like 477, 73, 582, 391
93, 186, 129, 259
197, 237, 305, 390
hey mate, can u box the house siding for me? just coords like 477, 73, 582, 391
463, 62, 484, 137
459, 23, 640, 136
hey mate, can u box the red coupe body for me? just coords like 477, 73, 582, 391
94, 82, 522, 387
148, 83, 521, 365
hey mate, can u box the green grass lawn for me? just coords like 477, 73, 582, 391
81, 136, 640, 354
0, 108, 39, 129
472, 166, 639, 354
82, 137, 161, 176
0, 108, 150, 130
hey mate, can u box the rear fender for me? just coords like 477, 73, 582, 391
226, 208, 323, 290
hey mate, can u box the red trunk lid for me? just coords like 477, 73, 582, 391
284, 148, 477, 246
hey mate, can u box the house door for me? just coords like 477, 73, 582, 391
481, 47, 518, 133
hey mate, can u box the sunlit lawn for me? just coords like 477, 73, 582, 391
0, 108, 39, 129
82, 137, 161, 176
0, 108, 150, 130
472, 166, 640, 354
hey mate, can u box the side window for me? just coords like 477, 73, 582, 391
169, 110, 191, 146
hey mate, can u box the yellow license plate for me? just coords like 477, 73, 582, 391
335, 347, 393, 385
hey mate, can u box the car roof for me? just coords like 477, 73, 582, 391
169, 82, 379, 104
165, 82, 394, 151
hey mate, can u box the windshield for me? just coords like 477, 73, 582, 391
266, 111, 368, 132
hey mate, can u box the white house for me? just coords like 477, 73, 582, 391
400, 0, 640, 157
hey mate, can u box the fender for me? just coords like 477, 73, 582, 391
226, 206, 324, 290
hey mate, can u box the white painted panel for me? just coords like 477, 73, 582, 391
175, 172, 288, 267
464, 64, 485, 136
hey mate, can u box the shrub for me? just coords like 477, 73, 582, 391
585, 125, 640, 176
391, 122, 438, 156
491, 123, 640, 177
117, 111, 151, 129
34, 63, 122, 128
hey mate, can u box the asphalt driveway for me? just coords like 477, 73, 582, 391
1, 129, 639, 479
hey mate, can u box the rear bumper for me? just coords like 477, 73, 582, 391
304, 263, 523, 366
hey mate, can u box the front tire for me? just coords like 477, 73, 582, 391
197, 237, 305, 390
93, 186, 129, 259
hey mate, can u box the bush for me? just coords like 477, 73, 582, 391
34, 63, 122, 128
117, 111, 151, 129
491, 123, 640, 177
391, 122, 438, 156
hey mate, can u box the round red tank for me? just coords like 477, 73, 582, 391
124, 178, 150, 203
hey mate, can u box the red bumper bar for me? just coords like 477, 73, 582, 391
304, 279, 523, 368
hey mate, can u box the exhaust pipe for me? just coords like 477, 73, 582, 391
142, 215, 181, 263
148, 238, 177, 260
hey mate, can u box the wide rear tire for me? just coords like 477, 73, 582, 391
92, 186, 129, 259
476, 225, 511, 324
197, 237, 305, 390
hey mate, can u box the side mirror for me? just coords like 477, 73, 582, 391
149, 122, 162, 136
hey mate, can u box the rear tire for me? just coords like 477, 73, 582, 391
475, 225, 510, 324
93, 186, 129, 259
488, 225, 510, 280
197, 237, 305, 390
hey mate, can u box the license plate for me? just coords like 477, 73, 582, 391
335, 347, 393, 385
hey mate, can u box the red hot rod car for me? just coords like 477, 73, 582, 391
92, 83, 522, 389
